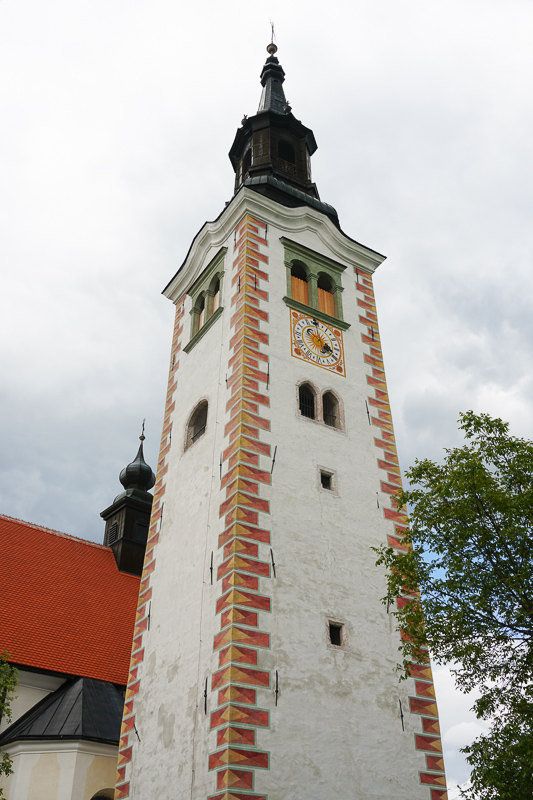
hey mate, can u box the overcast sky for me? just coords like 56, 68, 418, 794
1, 0, 532, 791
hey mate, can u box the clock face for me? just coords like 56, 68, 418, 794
290, 310, 345, 376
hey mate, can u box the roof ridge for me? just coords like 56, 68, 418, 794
0, 513, 107, 549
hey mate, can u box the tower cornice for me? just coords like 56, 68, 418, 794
162, 188, 386, 304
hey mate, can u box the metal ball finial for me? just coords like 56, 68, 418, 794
267, 42, 277, 56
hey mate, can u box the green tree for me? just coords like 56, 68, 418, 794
0, 653, 18, 799
374, 411, 533, 799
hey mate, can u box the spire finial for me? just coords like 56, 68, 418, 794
267, 21, 277, 55
140, 418, 146, 442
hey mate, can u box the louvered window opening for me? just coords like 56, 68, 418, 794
317, 287, 335, 316
317, 273, 335, 317
108, 522, 118, 545
299, 386, 315, 419
291, 272, 309, 306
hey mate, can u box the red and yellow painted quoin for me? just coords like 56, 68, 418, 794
210, 214, 272, 800
114, 300, 186, 799
356, 272, 447, 799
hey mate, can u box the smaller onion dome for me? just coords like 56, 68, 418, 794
119, 433, 156, 492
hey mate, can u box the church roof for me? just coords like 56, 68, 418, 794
0, 676, 124, 746
0, 514, 140, 685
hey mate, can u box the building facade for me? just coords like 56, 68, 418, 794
0, 440, 155, 800
115, 45, 447, 800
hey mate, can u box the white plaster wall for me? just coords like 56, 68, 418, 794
251, 220, 428, 799
130, 191, 431, 799
1, 742, 116, 800
130, 233, 234, 800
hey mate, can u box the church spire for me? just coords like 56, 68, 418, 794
257, 43, 289, 115
228, 43, 340, 226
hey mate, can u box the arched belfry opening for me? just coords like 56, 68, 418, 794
317, 273, 335, 317
291, 262, 309, 305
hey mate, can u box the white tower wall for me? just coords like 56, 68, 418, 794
114, 190, 447, 800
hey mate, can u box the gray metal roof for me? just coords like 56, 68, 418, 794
0, 677, 124, 746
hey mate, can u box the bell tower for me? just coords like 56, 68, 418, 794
115, 45, 448, 800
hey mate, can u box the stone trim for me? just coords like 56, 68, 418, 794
282, 297, 350, 330
281, 236, 346, 321
187, 247, 227, 344
184, 305, 224, 353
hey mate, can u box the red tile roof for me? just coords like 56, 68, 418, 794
0, 515, 140, 685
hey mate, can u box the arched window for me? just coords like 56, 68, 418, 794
211, 277, 220, 313
186, 401, 208, 449
299, 383, 316, 420
278, 140, 295, 164
323, 391, 340, 428
291, 262, 309, 306
317, 274, 335, 317
90, 792, 114, 800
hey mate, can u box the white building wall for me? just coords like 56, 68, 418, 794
1, 741, 116, 800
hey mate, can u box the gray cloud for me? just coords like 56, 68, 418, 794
1, 0, 532, 787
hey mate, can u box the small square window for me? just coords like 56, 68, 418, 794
321, 472, 332, 490
319, 469, 337, 493
328, 622, 344, 647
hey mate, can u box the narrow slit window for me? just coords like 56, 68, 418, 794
299, 384, 315, 419
329, 622, 343, 647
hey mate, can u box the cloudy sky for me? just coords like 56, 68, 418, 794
1, 0, 532, 790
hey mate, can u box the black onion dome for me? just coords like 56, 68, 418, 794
119, 437, 155, 492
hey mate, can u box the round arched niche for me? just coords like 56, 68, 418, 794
90, 790, 114, 800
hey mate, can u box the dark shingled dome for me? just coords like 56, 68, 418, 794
119, 439, 155, 492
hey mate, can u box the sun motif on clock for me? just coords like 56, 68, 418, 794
290, 310, 345, 376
